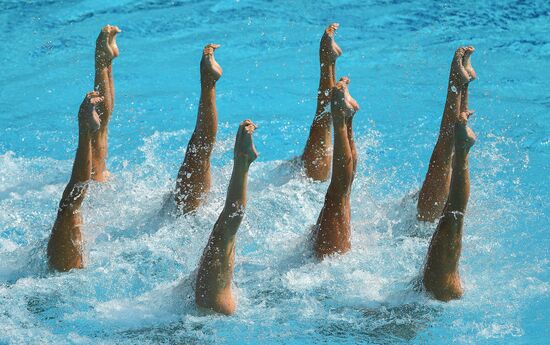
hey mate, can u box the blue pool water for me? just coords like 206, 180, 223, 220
1, 0, 549, 344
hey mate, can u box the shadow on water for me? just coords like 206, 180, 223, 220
115, 320, 212, 345
316, 293, 440, 344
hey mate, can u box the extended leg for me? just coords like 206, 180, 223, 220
91, 25, 121, 182
312, 77, 359, 258
175, 44, 222, 213
347, 116, 358, 181
47, 92, 103, 271
423, 112, 476, 301
345, 115, 358, 221
195, 120, 258, 315
302, 23, 342, 181
417, 47, 475, 222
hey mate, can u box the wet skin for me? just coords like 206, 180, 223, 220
47, 92, 103, 271
423, 110, 476, 301
312, 77, 359, 258
92, 25, 121, 182
417, 46, 476, 222
195, 120, 258, 315
175, 44, 222, 214
302, 23, 342, 181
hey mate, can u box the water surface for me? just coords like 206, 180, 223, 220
0, 0, 549, 344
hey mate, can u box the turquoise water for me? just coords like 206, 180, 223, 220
1, 0, 549, 344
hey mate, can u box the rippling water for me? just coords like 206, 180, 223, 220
0, 0, 549, 344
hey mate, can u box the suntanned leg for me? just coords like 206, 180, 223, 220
302, 23, 342, 181
175, 44, 222, 214
423, 111, 476, 301
312, 77, 359, 259
460, 47, 476, 116
47, 92, 103, 272
91, 25, 121, 182
417, 46, 475, 222
347, 116, 358, 182
195, 120, 258, 315
346, 116, 358, 221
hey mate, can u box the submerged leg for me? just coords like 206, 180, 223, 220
91, 25, 121, 182
195, 120, 258, 315
47, 92, 103, 271
175, 44, 223, 214
302, 23, 342, 181
417, 46, 475, 222
423, 112, 476, 301
312, 77, 359, 258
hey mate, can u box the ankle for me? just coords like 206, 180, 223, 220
200, 78, 217, 90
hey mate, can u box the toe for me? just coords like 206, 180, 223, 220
203, 44, 220, 55
454, 46, 466, 59
458, 111, 470, 124
335, 77, 350, 91
325, 23, 339, 36
90, 96, 104, 105
463, 46, 474, 62
453, 47, 468, 68
241, 119, 256, 129
86, 91, 100, 100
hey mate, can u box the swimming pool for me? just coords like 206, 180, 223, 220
0, 0, 548, 343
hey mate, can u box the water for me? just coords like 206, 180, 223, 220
1, 0, 549, 344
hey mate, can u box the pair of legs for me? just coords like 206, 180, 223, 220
195, 120, 258, 315
175, 44, 222, 213
421, 47, 477, 301
423, 113, 476, 301
417, 46, 476, 222
312, 77, 359, 258
47, 26, 120, 271
47, 92, 103, 271
302, 23, 342, 181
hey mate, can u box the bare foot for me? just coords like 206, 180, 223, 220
234, 120, 258, 165
96, 25, 121, 66
320, 23, 342, 63
331, 77, 360, 119
462, 46, 476, 81
450, 46, 474, 89
79, 91, 103, 133
201, 44, 222, 85
455, 111, 476, 152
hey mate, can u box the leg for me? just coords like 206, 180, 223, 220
195, 120, 258, 315
175, 44, 222, 213
423, 112, 476, 301
91, 25, 121, 182
302, 23, 342, 181
312, 77, 359, 258
347, 116, 358, 182
47, 92, 103, 272
345, 115, 358, 222
417, 46, 475, 222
